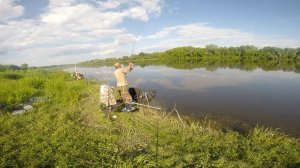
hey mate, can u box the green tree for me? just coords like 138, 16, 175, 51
21, 63, 28, 70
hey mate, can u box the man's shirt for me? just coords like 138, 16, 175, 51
114, 68, 130, 86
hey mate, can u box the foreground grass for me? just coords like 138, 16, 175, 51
0, 70, 300, 167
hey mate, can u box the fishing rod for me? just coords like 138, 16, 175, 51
128, 34, 139, 69
132, 102, 161, 110
131, 34, 138, 56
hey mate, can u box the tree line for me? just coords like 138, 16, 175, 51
0, 63, 29, 72
80, 45, 300, 72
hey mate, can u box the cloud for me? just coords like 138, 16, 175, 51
42, 0, 162, 26
126, 6, 149, 21
141, 23, 300, 52
0, 0, 164, 66
147, 27, 177, 39
1, 0, 300, 66
114, 33, 137, 45
136, 0, 162, 16
0, 0, 24, 22
98, 0, 122, 9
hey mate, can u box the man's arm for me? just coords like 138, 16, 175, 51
122, 63, 133, 74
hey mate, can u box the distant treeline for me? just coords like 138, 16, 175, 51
79, 45, 300, 72
0, 64, 30, 72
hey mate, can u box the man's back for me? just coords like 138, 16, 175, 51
114, 68, 128, 86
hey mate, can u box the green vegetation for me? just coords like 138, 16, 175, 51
0, 64, 30, 72
79, 45, 300, 72
1, 69, 300, 167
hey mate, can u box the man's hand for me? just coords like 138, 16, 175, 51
128, 62, 133, 71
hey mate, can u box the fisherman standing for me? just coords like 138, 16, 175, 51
114, 62, 135, 112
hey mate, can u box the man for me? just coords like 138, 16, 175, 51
114, 62, 135, 112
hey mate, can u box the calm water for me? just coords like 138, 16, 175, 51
67, 66, 300, 136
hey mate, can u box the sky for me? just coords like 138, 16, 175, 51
0, 0, 300, 66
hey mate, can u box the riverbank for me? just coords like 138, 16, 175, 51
0, 69, 299, 167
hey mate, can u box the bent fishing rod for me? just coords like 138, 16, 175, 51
128, 34, 139, 66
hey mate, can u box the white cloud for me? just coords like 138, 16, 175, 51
126, 6, 149, 21
114, 33, 136, 45
0, 0, 24, 22
147, 27, 177, 39
42, 0, 162, 26
48, 0, 74, 8
98, 0, 122, 9
0, 0, 164, 66
140, 23, 300, 52
1, 0, 300, 67
137, 0, 162, 16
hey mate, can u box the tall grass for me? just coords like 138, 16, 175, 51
0, 69, 299, 167
0, 71, 46, 111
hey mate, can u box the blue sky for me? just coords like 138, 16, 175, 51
0, 0, 300, 66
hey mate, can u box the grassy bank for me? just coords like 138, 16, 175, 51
0, 69, 299, 167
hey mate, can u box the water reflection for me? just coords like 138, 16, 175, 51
66, 66, 300, 137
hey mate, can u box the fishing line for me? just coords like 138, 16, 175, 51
131, 34, 139, 56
